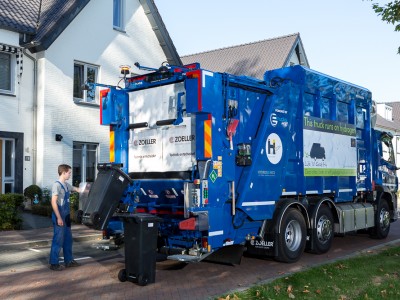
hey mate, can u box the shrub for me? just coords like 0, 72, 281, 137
0, 193, 24, 230
24, 184, 42, 202
41, 187, 51, 205
69, 192, 80, 222
30, 186, 53, 216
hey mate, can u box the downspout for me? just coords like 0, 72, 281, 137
23, 49, 38, 185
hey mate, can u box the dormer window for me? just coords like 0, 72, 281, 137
385, 105, 393, 121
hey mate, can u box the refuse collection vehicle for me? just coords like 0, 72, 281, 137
82, 62, 398, 264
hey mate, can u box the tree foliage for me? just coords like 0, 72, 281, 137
369, 1, 400, 53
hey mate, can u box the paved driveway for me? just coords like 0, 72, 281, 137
1, 221, 399, 300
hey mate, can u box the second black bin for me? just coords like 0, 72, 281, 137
118, 213, 162, 286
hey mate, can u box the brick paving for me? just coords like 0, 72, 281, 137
1, 214, 399, 300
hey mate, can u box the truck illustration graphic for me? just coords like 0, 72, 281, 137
310, 143, 326, 160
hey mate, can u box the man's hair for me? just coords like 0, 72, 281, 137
58, 164, 72, 176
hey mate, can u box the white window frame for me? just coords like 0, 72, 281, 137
73, 61, 99, 104
73, 142, 99, 185
0, 52, 16, 95
384, 105, 393, 121
113, 0, 125, 31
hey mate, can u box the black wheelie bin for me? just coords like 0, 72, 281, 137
118, 213, 162, 286
81, 164, 132, 230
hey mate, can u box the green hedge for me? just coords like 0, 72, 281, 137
0, 193, 24, 230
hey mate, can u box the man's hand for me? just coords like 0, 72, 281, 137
57, 217, 64, 226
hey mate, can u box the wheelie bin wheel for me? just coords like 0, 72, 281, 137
118, 269, 127, 282
137, 274, 148, 286
75, 210, 83, 224
91, 211, 101, 229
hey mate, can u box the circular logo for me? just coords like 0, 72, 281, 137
266, 133, 283, 164
270, 113, 278, 127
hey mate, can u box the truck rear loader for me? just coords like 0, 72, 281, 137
82, 63, 398, 270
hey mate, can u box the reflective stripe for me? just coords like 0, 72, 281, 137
306, 190, 318, 194
110, 128, 115, 162
282, 191, 297, 196
209, 230, 223, 237
204, 119, 212, 158
242, 201, 275, 206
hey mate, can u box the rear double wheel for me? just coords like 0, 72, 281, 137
276, 208, 306, 263
311, 205, 334, 254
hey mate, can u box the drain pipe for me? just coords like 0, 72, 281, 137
23, 49, 38, 185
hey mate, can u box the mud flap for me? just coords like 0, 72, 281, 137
204, 245, 245, 265
245, 232, 276, 258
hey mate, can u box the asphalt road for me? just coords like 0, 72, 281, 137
1, 221, 399, 300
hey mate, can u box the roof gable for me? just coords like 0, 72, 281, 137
27, 0, 90, 51
376, 101, 400, 131
181, 33, 309, 78
0, 0, 181, 65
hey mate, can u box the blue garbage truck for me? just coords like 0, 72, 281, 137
82, 63, 398, 265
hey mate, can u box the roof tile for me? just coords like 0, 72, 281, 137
181, 33, 300, 79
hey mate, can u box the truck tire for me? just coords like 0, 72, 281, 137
311, 205, 333, 254
370, 200, 390, 239
275, 208, 306, 263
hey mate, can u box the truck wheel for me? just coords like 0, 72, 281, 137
311, 205, 333, 254
275, 208, 306, 263
118, 269, 127, 282
370, 200, 390, 239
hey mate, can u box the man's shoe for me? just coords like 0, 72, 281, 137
65, 260, 80, 268
49, 264, 63, 271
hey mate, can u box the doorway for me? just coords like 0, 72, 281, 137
0, 138, 15, 193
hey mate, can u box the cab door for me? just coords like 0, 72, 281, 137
379, 132, 398, 193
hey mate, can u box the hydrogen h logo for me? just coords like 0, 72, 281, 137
266, 133, 282, 165
267, 138, 276, 155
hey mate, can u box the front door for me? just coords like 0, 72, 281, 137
0, 138, 15, 194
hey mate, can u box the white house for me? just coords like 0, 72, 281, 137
0, 0, 181, 193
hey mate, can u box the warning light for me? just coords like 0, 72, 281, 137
120, 65, 131, 75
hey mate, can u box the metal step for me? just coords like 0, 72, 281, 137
167, 252, 213, 263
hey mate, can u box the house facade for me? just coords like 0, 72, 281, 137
0, 0, 180, 193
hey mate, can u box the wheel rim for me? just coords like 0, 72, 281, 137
379, 207, 390, 231
316, 215, 332, 244
285, 220, 302, 251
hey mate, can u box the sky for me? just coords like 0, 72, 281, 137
155, 0, 400, 103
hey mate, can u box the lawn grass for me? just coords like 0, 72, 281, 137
218, 245, 400, 300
